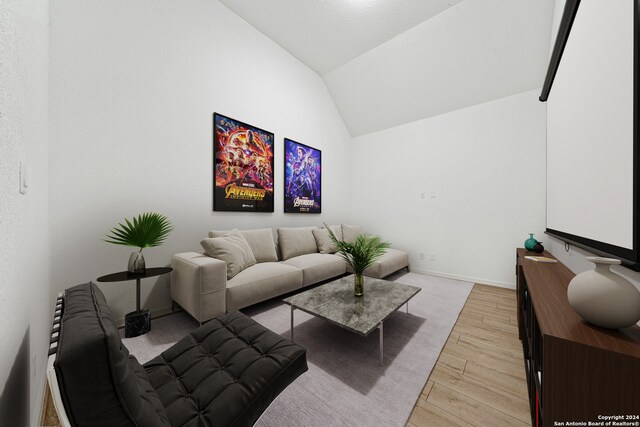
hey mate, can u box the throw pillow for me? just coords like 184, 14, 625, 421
324, 224, 342, 241
312, 228, 338, 254
200, 229, 257, 279
208, 228, 278, 263
277, 227, 318, 260
342, 224, 363, 244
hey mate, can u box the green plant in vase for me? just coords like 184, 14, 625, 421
325, 224, 390, 296
104, 212, 173, 273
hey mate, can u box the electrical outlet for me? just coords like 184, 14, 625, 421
429, 252, 436, 261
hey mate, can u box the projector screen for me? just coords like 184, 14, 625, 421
546, 0, 637, 264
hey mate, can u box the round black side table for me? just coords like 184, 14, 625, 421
97, 267, 172, 338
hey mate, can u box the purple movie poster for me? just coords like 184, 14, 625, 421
284, 139, 321, 213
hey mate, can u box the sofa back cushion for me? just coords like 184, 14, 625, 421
342, 224, 364, 244
277, 227, 319, 260
326, 224, 343, 242
312, 225, 342, 254
54, 283, 170, 427
208, 228, 278, 263
201, 229, 257, 278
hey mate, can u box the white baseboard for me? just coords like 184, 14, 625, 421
409, 268, 516, 290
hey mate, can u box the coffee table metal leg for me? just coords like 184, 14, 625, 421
379, 321, 384, 365
290, 305, 294, 342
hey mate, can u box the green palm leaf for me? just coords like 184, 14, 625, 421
324, 223, 390, 275
104, 212, 173, 250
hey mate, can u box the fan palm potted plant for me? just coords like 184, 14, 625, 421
104, 212, 173, 273
325, 224, 390, 296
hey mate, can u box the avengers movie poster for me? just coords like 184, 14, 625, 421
284, 139, 321, 213
213, 113, 274, 212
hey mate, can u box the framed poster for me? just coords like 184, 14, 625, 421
284, 138, 321, 213
213, 113, 274, 212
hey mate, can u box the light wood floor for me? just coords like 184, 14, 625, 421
407, 283, 531, 427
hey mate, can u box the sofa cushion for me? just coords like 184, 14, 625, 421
341, 224, 363, 243
54, 283, 170, 427
312, 226, 341, 254
277, 227, 318, 261
346, 248, 409, 279
312, 229, 337, 254
282, 253, 347, 286
226, 263, 303, 311
325, 224, 343, 241
208, 228, 278, 263
144, 311, 308, 427
201, 229, 257, 279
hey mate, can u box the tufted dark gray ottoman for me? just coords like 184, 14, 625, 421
144, 311, 307, 426
49, 282, 307, 427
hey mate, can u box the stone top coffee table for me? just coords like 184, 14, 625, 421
283, 275, 420, 365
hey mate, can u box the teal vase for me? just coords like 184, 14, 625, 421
525, 233, 538, 251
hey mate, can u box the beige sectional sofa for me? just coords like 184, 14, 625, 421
171, 225, 409, 323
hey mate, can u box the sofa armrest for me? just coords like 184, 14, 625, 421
171, 252, 227, 324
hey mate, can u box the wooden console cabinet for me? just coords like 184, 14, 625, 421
516, 248, 640, 427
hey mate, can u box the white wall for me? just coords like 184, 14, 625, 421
348, 90, 547, 287
551, 0, 567, 45
0, 0, 50, 424
49, 0, 352, 323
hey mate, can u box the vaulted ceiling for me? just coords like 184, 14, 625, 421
219, 0, 555, 136
218, 0, 464, 75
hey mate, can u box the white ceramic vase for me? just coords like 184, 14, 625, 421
567, 257, 640, 329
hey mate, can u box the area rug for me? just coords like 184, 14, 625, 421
122, 272, 473, 427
